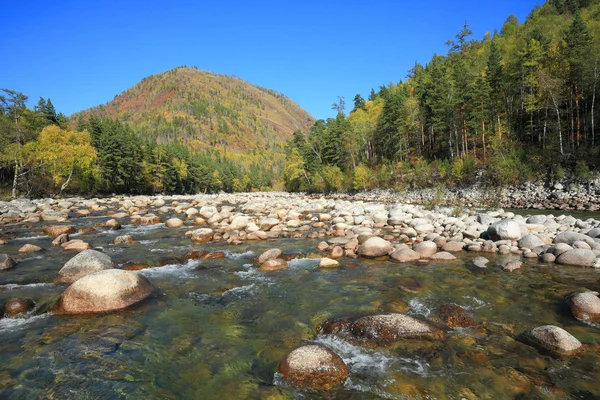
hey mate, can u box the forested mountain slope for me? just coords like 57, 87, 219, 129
73, 66, 314, 153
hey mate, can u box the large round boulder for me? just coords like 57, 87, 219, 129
555, 249, 596, 267
52, 269, 154, 314
278, 345, 348, 391
569, 291, 600, 323
165, 218, 184, 228
358, 237, 392, 258
488, 220, 522, 241
56, 249, 114, 283
521, 325, 582, 355
390, 249, 420, 262
554, 232, 595, 246
413, 241, 438, 257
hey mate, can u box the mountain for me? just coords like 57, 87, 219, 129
72, 66, 314, 153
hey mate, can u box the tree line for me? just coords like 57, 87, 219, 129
0, 90, 275, 198
285, 0, 600, 192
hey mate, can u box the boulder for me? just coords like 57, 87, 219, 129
488, 220, 522, 241
319, 258, 340, 268
259, 218, 280, 231
568, 291, 600, 323
62, 240, 92, 251
318, 313, 444, 345
554, 232, 595, 246
165, 218, 184, 228
104, 219, 121, 231
18, 244, 43, 253
256, 248, 282, 265
358, 237, 392, 258
113, 235, 135, 245
442, 241, 465, 253
390, 249, 420, 262
413, 241, 438, 257
43, 225, 75, 237
556, 249, 596, 267
4, 298, 35, 317
229, 216, 249, 230
521, 325, 582, 355
0, 254, 16, 270
258, 259, 288, 272
278, 345, 348, 391
52, 233, 69, 247
52, 269, 154, 314
518, 234, 545, 249
190, 228, 213, 243
56, 249, 114, 283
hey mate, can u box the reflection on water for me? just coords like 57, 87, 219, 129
0, 218, 599, 399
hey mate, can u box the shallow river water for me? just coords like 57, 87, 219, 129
1, 215, 600, 399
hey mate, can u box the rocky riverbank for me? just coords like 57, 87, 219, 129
1, 191, 600, 394
330, 178, 600, 211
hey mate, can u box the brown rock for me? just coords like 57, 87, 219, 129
62, 240, 93, 252
204, 252, 225, 259
105, 219, 122, 230
258, 259, 288, 272
185, 249, 208, 260
0, 254, 16, 270
4, 298, 35, 317
329, 246, 344, 259
43, 225, 75, 237
256, 248, 282, 265
113, 235, 135, 245
568, 291, 600, 323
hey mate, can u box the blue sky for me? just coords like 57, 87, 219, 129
1, 0, 540, 120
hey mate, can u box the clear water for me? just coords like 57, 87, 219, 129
1, 215, 600, 399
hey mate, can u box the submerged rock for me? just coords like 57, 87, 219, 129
258, 259, 287, 272
438, 303, 476, 328
44, 225, 75, 237
18, 244, 43, 253
471, 256, 489, 269
278, 345, 348, 391
521, 325, 582, 355
53, 269, 154, 314
568, 292, 600, 323
503, 261, 523, 272
56, 249, 114, 283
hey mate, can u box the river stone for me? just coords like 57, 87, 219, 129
56, 250, 114, 283
569, 292, 600, 323
518, 234, 545, 249
259, 218, 280, 231
541, 253, 556, 263
358, 237, 392, 258
199, 205, 217, 219
442, 241, 464, 252
521, 325, 582, 355
52, 233, 69, 247
587, 228, 600, 238
18, 244, 43, 253
258, 259, 287, 272
438, 303, 476, 328
4, 298, 35, 317
556, 249, 596, 267
319, 258, 340, 268
63, 240, 92, 251
165, 218, 184, 228
113, 235, 135, 245
488, 220, 522, 241
256, 248, 282, 265
44, 225, 75, 237
278, 345, 348, 391
554, 232, 595, 246
190, 228, 213, 243
390, 249, 420, 262
413, 241, 438, 257
0, 254, 16, 270
53, 269, 154, 315
429, 252, 457, 261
